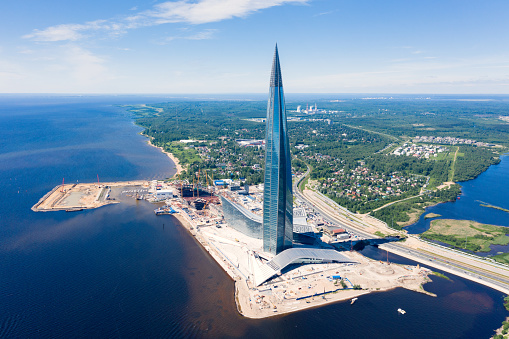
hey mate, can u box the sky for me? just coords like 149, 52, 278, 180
1, 0, 509, 94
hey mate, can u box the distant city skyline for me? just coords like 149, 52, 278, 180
1, 0, 509, 94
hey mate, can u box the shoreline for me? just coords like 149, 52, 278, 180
145, 135, 184, 177
144, 142, 509, 319
379, 243, 509, 295
401, 197, 459, 228
32, 180, 147, 212
168, 203, 433, 319
302, 180, 509, 295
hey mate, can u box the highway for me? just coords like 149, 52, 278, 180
293, 166, 509, 294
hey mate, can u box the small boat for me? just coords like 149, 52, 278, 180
351, 298, 358, 304
154, 206, 178, 215
397, 308, 406, 314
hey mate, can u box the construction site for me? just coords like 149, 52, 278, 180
31, 173, 434, 318
31, 179, 150, 212
142, 177, 434, 319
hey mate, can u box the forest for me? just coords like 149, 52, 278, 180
128, 96, 507, 217
371, 185, 462, 229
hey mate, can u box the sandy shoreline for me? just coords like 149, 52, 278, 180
169, 204, 433, 319
145, 136, 184, 177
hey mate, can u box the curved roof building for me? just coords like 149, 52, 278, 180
255, 248, 358, 286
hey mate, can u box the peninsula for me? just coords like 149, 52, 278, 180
32, 180, 149, 212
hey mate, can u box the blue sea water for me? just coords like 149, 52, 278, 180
0, 95, 507, 338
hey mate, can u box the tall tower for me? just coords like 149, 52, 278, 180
263, 45, 293, 255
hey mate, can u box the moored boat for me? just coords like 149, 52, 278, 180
154, 206, 178, 215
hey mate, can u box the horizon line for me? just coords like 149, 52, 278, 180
2, 92, 509, 96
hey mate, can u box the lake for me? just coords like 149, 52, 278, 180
406, 154, 509, 236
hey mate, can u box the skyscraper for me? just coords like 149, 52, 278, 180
263, 45, 293, 255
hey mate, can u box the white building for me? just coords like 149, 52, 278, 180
154, 190, 174, 199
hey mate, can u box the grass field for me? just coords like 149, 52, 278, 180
433, 152, 455, 161
165, 141, 202, 165
424, 213, 442, 219
422, 219, 509, 252
493, 253, 509, 264
431, 271, 451, 281
480, 204, 509, 214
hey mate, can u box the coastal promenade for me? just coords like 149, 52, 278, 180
294, 169, 509, 295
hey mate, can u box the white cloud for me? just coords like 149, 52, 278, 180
18, 48, 35, 54
314, 10, 334, 17
0, 71, 24, 83
288, 55, 509, 93
61, 45, 111, 84
0, 44, 119, 92
161, 28, 217, 43
0, 57, 26, 88
23, 20, 111, 42
24, 24, 86, 41
23, 0, 308, 42
144, 0, 308, 25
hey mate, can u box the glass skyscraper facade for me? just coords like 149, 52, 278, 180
263, 46, 293, 255
220, 196, 262, 239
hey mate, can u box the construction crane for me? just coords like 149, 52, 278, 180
203, 169, 213, 191
211, 171, 215, 193
196, 170, 200, 198
203, 199, 211, 210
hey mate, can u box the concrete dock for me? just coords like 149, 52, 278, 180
32, 180, 149, 212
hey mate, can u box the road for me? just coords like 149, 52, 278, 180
448, 146, 460, 182
343, 124, 400, 141
371, 192, 423, 212
293, 166, 509, 294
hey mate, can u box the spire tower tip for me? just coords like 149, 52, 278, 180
270, 45, 283, 88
